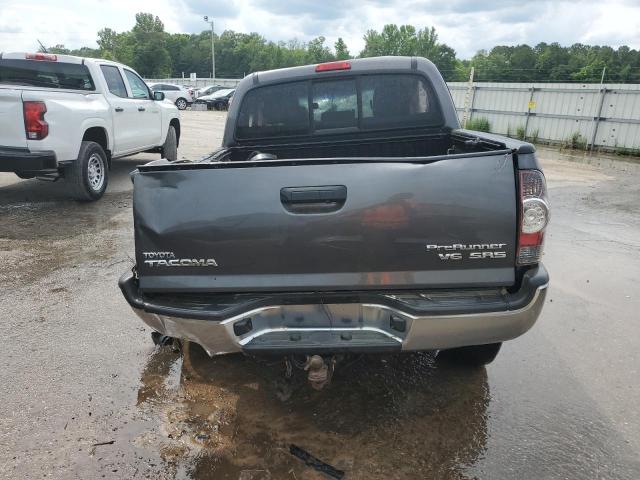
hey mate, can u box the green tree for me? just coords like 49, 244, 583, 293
130, 13, 171, 77
360, 24, 460, 80
42, 15, 640, 84
97, 28, 117, 55
361, 24, 417, 56
334, 38, 350, 60
132, 13, 164, 34
47, 44, 71, 54
306, 36, 334, 63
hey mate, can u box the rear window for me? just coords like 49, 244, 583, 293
312, 79, 357, 130
0, 59, 95, 91
100, 65, 127, 98
360, 75, 435, 129
235, 73, 442, 140
236, 81, 309, 139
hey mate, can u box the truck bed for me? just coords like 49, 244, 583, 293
215, 131, 504, 163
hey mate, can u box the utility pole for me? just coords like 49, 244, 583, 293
203, 16, 215, 82
462, 67, 475, 129
589, 66, 607, 151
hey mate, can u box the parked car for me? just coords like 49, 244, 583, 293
148, 83, 193, 110
0, 52, 181, 201
120, 57, 549, 387
194, 88, 235, 110
195, 85, 226, 98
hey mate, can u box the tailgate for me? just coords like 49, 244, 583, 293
0, 89, 26, 148
134, 152, 518, 292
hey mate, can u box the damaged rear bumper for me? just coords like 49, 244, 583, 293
119, 265, 548, 356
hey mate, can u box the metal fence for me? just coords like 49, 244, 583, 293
145, 77, 241, 89
149, 77, 640, 151
448, 82, 640, 151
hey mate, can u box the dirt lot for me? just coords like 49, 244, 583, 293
1, 111, 639, 479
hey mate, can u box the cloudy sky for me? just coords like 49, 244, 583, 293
1, 0, 639, 58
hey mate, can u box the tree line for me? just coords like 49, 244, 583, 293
44, 13, 640, 83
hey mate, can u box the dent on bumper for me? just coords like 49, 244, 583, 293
121, 266, 549, 356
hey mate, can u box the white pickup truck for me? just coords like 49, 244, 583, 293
0, 52, 181, 200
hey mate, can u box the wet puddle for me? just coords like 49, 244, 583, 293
133, 344, 489, 479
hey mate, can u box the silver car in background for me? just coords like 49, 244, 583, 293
148, 83, 194, 110
195, 85, 226, 98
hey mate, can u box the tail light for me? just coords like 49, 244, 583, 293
517, 170, 549, 265
23, 101, 48, 140
25, 53, 57, 61
315, 61, 351, 72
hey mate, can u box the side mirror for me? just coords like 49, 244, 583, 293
153, 91, 165, 101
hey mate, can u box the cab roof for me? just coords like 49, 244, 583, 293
0, 52, 122, 68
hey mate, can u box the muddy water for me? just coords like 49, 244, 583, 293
134, 346, 489, 479
121, 331, 640, 480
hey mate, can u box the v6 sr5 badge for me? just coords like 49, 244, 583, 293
426, 243, 507, 261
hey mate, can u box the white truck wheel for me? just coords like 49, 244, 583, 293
66, 141, 109, 201
162, 126, 178, 161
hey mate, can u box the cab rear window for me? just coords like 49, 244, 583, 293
236, 81, 309, 139
0, 59, 95, 91
235, 73, 442, 140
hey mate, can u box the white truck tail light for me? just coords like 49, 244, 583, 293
23, 101, 49, 140
25, 53, 58, 61
517, 170, 549, 265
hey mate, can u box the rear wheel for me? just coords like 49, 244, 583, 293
162, 125, 178, 161
66, 141, 108, 201
181, 340, 212, 381
437, 342, 502, 367
15, 172, 35, 179
175, 98, 188, 110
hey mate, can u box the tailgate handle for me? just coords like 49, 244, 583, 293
281, 185, 347, 213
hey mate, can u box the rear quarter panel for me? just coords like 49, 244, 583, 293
0, 87, 27, 148
20, 90, 111, 160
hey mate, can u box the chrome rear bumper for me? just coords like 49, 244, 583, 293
121, 266, 549, 356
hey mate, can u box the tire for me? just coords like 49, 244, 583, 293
214, 102, 222, 111
66, 141, 108, 201
162, 125, 178, 161
181, 340, 212, 381
437, 342, 502, 367
15, 172, 35, 179
175, 98, 188, 110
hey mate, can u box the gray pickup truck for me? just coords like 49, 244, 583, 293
120, 56, 549, 383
